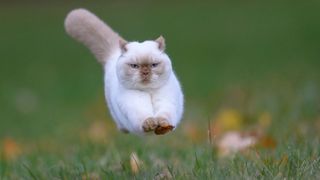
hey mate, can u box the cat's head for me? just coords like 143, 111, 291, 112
116, 36, 172, 90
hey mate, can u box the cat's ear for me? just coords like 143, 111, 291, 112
155, 35, 165, 51
119, 38, 128, 53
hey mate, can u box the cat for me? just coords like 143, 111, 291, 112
65, 9, 183, 135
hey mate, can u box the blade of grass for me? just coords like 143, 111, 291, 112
22, 163, 38, 180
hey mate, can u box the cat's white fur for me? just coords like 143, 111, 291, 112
65, 9, 183, 135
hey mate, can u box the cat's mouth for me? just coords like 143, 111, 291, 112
140, 74, 151, 84
141, 78, 151, 84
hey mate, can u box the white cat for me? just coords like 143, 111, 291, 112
65, 9, 183, 135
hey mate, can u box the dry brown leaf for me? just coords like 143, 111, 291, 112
217, 132, 257, 157
154, 168, 173, 180
258, 136, 277, 149
278, 154, 288, 167
130, 152, 143, 174
258, 112, 272, 128
183, 122, 205, 143
211, 109, 243, 137
2, 137, 22, 161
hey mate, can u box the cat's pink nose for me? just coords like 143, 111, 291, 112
142, 72, 149, 75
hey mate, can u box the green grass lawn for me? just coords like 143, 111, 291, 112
1, 1, 320, 179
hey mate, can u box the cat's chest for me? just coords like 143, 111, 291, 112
131, 89, 159, 105
148, 90, 163, 105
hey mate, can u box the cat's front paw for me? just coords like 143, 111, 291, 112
154, 117, 174, 135
142, 117, 158, 132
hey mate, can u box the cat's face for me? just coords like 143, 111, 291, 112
116, 36, 172, 90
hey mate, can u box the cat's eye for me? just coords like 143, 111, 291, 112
151, 63, 159, 68
129, 64, 139, 69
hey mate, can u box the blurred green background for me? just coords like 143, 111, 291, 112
1, 0, 319, 139
0, 1, 320, 138
0, 0, 320, 178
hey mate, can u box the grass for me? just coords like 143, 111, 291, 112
0, 1, 320, 179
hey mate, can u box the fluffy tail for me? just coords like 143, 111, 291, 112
64, 8, 124, 64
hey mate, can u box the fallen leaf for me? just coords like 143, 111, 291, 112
258, 112, 272, 128
154, 168, 173, 180
278, 154, 288, 167
217, 131, 257, 157
211, 109, 243, 136
130, 152, 143, 174
258, 136, 277, 149
183, 122, 206, 143
2, 137, 22, 161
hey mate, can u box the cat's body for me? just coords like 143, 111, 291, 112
65, 9, 183, 135
104, 42, 183, 135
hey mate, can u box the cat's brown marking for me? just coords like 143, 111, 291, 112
142, 117, 158, 132
154, 117, 174, 135
137, 56, 152, 64
121, 52, 167, 86
119, 38, 128, 53
155, 36, 165, 51
140, 64, 151, 83
65, 9, 125, 64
